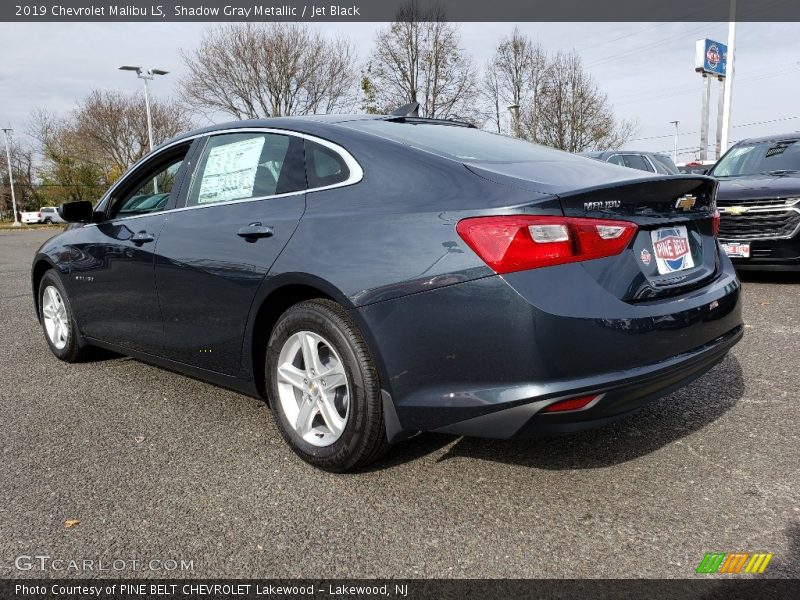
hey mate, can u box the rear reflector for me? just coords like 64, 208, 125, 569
542, 394, 600, 413
456, 215, 637, 274
712, 208, 720, 237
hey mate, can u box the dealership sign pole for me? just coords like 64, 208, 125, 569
695, 38, 728, 160
720, 0, 737, 155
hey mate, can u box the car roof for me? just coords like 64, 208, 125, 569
158, 114, 426, 150
735, 132, 800, 144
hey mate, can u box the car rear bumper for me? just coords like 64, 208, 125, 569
357, 257, 743, 440
431, 324, 741, 438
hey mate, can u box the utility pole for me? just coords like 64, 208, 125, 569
670, 121, 680, 162
720, 0, 737, 153
2, 127, 20, 227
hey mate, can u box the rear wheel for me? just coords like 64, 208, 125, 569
43, 218, 52, 224
39, 271, 88, 362
266, 299, 389, 472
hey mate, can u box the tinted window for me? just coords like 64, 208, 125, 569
112, 152, 186, 219
622, 154, 653, 172
607, 155, 626, 167
711, 139, 800, 177
651, 154, 679, 174
187, 133, 304, 206
305, 141, 349, 188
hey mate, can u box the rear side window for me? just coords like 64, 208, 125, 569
187, 132, 305, 206
305, 140, 349, 189
607, 155, 626, 167
622, 154, 654, 172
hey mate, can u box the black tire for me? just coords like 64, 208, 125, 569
43, 218, 52, 224
266, 299, 390, 472
38, 270, 89, 362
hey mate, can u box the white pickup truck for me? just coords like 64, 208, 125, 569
21, 207, 65, 224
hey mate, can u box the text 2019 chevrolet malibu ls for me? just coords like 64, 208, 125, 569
32, 113, 742, 471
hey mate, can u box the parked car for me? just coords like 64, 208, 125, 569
32, 113, 742, 471
677, 160, 716, 175
20, 207, 66, 225
39, 206, 66, 224
581, 150, 680, 174
710, 134, 800, 270
21, 210, 42, 224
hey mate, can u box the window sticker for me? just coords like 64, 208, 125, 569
197, 136, 265, 204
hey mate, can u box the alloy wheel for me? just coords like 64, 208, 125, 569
42, 285, 69, 350
275, 331, 350, 447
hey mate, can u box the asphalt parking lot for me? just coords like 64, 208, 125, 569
1, 229, 798, 579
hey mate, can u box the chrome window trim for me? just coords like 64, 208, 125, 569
92, 127, 364, 225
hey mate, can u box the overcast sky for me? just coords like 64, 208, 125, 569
1, 21, 799, 161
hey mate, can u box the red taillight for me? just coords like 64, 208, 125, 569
456, 215, 637, 274
712, 208, 720, 237
542, 394, 600, 413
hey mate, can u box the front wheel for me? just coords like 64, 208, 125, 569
266, 299, 389, 472
38, 270, 88, 362
43, 218, 52, 224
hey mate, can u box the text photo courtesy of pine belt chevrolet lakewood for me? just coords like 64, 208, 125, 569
32, 108, 743, 472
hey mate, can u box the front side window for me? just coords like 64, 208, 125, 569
187, 132, 304, 206
111, 152, 187, 219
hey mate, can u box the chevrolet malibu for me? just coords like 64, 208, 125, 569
32, 112, 743, 471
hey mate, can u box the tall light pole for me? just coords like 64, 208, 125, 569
670, 120, 680, 162
720, 0, 736, 153
2, 127, 20, 227
119, 65, 168, 152
507, 103, 521, 138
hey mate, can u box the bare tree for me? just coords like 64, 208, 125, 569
76, 90, 192, 172
486, 28, 547, 136
522, 52, 636, 152
180, 23, 358, 119
482, 63, 502, 133
28, 89, 193, 204
29, 109, 107, 204
363, 0, 480, 120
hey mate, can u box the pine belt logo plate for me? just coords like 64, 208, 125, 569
650, 225, 694, 274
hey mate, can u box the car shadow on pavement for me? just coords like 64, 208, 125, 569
780, 520, 800, 578
376, 354, 744, 471
736, 270, 800, 284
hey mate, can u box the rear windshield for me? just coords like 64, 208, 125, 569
345, 120, 575, 163
711, 139, 800, 177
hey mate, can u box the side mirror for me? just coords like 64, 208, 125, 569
58, 201, 94, 223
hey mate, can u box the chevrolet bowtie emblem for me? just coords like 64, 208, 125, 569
724, 206, 749, 216
675, 194, 697, 210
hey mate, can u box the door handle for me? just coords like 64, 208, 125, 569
131, 231, 155, 244
237, 223, 274, 240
